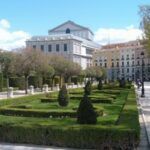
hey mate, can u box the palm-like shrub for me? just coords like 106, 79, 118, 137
58, 84, 69, 106
77, 94, 97, 124
84, 80, 92, 95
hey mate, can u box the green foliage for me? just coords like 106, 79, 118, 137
0, 86, 140, 149
41, 98, 56, 103
0, 107, 77, 118
84, 80, 92, 95
77, 94, 97, 124
119, 78, 126, 88
139, 5, 150, 55
97, 78, 103, 90
58, 84, 69, 106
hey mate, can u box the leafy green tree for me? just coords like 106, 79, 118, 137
77, 94, 97, 124
139, 5, 150, 55
85, 66, 104, 82
15, 48, 53, 94
49, 54, 81, 87
57, 84, 69, 106
0, 51, 16, 90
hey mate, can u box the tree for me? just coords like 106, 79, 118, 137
0, 51, 16, 90
139, 5, 150, 55
77, 94, 97, 124
49, 54, 81, 87
15, 48, 53, 94
85, 66, 104, 81
97, 79, 103, 90
84, 80, 92, 95
57, 84, 69, 106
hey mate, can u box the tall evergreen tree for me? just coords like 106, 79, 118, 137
58, 84, 69, 106
77, 94, 97, 124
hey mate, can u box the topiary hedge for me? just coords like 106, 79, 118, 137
0, 107, 77, 118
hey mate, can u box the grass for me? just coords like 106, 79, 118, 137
0, 84, 140, 149
0, 86, 128, 125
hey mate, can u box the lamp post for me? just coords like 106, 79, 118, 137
141, 52, 145, 97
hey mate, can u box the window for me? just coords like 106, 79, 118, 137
100, 63, 102, 67
104, 63, 107, 68
56, 44, 59, 52
117, 62, 119, 67
48, 45, 52, 52
132, 68, 134, 73
41, 45, 44, 51
33, 45, 36, 49
64, 44, 67, 51
137, 61, 140, 66
127, 61, 129, 66
122, 69, 124, 73
112, 62, 114, 67
66, 28, 70, 34
127, 68, 129, 73
122, 62, 124, 67
132, 61, 134, 66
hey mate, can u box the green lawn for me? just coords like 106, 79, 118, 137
0, 84, 140, 149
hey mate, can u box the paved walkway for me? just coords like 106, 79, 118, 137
136, 82, 150, 150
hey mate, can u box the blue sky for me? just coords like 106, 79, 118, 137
0, 0, 149, 50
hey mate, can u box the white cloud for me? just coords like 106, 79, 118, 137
0, 19, 10, 28
0, 19, 31, 50
94, 25, 143, 45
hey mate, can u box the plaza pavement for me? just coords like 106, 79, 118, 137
136, 82, 150, 150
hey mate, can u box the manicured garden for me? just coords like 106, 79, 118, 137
0, 82, 140, 149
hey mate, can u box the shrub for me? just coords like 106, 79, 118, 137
0, 107, 77, 118
119, 78, 126, 88
97, 79, 103, 90
58, 84, 69, 106
41, 98, 56, 103
77, 94, 97, 124
10, 105, 32, 109
84, 80, 92, 95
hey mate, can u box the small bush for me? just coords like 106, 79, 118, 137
77, 94, 97, 124
97, 79, 103, 90
119, 78, 126, 88
84, 81, 92, 95
58, 84, 69, 107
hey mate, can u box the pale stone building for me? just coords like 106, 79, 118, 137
93, 41, 150, 81
26, 21, 100, 69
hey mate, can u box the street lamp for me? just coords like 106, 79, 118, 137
141, 52, 145, 97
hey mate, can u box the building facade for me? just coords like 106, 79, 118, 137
26, 21, 100, 69
93, 41, 150, 81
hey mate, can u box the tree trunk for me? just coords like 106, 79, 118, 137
0, 73, 3, 92
6, 76, 9, 91
51, 75, 55, 90
25, 75, 29, 94
59, 75, 62, 88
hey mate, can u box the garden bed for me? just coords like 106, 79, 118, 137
0, 85, 140, 149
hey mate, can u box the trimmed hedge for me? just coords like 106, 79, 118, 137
0, 123, 139, 149
0, 107, 77, 118
41, 98, 56, 103
0, 86, 140, 149
0, 94, 43, 107
10, 105, 32, 109
91, 98, 113, 104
